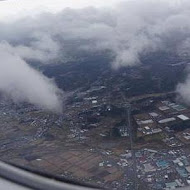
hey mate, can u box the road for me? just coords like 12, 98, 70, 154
121, 92, 139, 190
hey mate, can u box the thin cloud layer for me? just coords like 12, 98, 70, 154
1, 0, 190, 66
1, 0, 190, 108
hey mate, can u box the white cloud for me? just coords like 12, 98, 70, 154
0, 0, 120, 21
0, 42, 62, 112
1, 0, 190, 109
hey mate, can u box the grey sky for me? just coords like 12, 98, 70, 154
0, 0, 190, 111
0, 0, 122, 21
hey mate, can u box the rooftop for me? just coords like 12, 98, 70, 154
158, 117, 176, 124
177, 115, 189, 121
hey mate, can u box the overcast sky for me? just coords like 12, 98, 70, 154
0, 0, 122, 21
0, 0, 189, 112
0, 0, 183, 22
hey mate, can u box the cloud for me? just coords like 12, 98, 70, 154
1, 0, 188, 66
0, 42, 62, 112
2, 0, 190, 108
177, 73, 190, 105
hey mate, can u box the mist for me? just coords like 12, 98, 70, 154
1, 0, 190, 109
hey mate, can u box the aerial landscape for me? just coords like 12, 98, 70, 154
1, 0, 190, 190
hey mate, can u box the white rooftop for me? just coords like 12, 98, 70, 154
159, 106, 170, 111
138, 119, 154, 125
145, 126, 150, 130
149, 112, 159, 117
177, 114, 189, 121
158, 117, 176, 124
92, 100, 98, 104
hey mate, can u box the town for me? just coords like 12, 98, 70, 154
0, 83, 190, 190
0, 58, 189, 190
